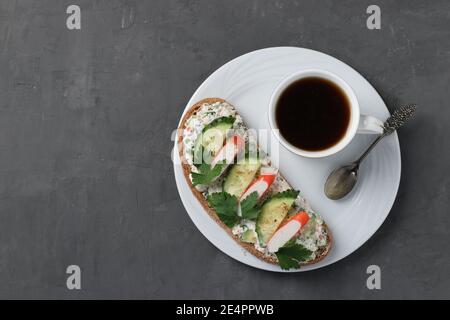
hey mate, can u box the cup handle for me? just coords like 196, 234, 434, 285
357, 114, 384, 134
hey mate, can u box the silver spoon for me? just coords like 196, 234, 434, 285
324, 104, 416, 200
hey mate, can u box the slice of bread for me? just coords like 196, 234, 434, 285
177, 98, 332, 267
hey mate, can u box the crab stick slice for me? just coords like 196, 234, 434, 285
237, 167, 277, 217
211, 135, 245, 168
241, 167, 277, 201
267, 212, 310, 253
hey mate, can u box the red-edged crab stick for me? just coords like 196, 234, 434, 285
267, 211, 310, 253
237, 167, 278, 216
211, 135, 245, 168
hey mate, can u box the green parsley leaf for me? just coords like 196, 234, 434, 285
191, 163, 223, 186
207, 192, 239, 227
275, 243, 313, 270
240, 191, 260, 220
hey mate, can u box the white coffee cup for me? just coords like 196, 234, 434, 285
268, 69, 384, 158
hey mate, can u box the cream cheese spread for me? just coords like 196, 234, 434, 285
182, 101, 328, 262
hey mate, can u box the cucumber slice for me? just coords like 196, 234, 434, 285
241, 229, 257, 244
256, 190, 299, 245
193, 138, 205, 166
223, 157, 261, 198
201, 117, 235, 155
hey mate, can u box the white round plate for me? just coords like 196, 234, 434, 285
173, 47, 400, 272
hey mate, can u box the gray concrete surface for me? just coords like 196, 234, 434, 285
0, 0, 449, 299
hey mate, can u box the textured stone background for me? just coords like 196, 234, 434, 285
0, 0, 449, 299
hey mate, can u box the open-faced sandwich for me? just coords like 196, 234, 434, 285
177, 98, 332, 270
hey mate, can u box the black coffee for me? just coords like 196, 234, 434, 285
275, 77, 351, 151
